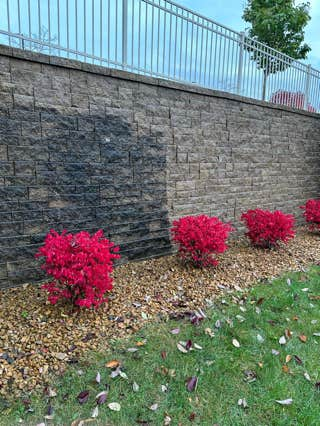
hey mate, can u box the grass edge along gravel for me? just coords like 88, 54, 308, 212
2, 266, 320, 425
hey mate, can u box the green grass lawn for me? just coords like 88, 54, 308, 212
3, 267, 320, 426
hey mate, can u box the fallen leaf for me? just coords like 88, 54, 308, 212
282, 365, 290, 373
285, 329, 292, 339
185, 340, 192, 350
161, 384, 168, 393
294, 355, 303, 365
120, 371, 128, 380
149, 403, 158, 411
243, 370, 257, 383
275, 398, 293, 405
168, 369, 176, 377
77, 390, 90, 404
257, 297, 265, 305
304, 372, 311, 381
186, 376, 198, 392
287, 278, 292, 286
108, 402, 121, 411
44, 405, 54, 420
136, 341, 146, 347
91, 406, 99, 418
96, 391, 108, 405
309, 295, 320, 300
238, 398, 248, 409
189, 412, 196, 421
272, 349, 280, 356
313, 333, 320, 337
110, 367, 121, 378
236, 315, 245, 323
177, 343, 188, 353
127, 348, 138, 353
164, 415, 172, 425
106, 360, 120, 369
232, 339, 240, 348
205, 327, 215, 337
133, 382, 139, 392
194, 343, 203, 350
47, 388, 57, 398
161, 351, 167, 360
279, 336, 286, 345
285, 355, 292, 363
257, 334, 264, 343
95, 372, 101, 384
170, 328, 180, 335
226, 318, 234, 328
299, 335, 307, 343
215, 320, 222, 329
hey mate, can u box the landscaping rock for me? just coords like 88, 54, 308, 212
0, 229, 319, 397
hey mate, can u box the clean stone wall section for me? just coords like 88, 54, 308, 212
0, 44, 319, 288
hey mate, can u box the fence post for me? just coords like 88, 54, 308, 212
122, 0, 128, 68
304, 64, 311, 111
237, 32, 245, 95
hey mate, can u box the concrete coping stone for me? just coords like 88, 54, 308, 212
0, 43, 319, 119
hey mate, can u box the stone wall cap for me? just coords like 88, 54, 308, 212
1, 43, 319, 119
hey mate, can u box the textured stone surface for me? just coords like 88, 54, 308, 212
0, 46, 319, 288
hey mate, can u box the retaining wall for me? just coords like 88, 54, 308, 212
0, 45, 319, 287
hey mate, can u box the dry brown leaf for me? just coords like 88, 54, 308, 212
285, 329, 292, 339
106, 360, 120, 369
299, 335, 307, 343
282, 365, 290, 373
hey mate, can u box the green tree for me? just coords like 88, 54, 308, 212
242, 0, 311, 100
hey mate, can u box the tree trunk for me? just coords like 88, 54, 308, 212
262, 70, 268, 101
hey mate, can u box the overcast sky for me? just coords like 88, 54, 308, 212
178, 0, 320, 70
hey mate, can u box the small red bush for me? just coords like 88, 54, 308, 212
241, 209, 295, 248
36, 229, 120, 308
300, 199, 320, 230
171, 215, 234, 268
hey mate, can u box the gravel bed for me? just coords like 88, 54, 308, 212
0, 229, 319, 398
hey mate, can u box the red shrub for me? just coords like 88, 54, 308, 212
171, 215, 234, 268
36, 229, 120, 308
241, 209, 295, 248
300, 199, 320, 230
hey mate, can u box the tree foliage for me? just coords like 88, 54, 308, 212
242, 0, 311, 96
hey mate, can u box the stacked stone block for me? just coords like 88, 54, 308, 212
0, 45, 319, 288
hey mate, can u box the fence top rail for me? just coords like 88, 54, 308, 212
143, 0, 318, 74
141, 0, 240, 34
